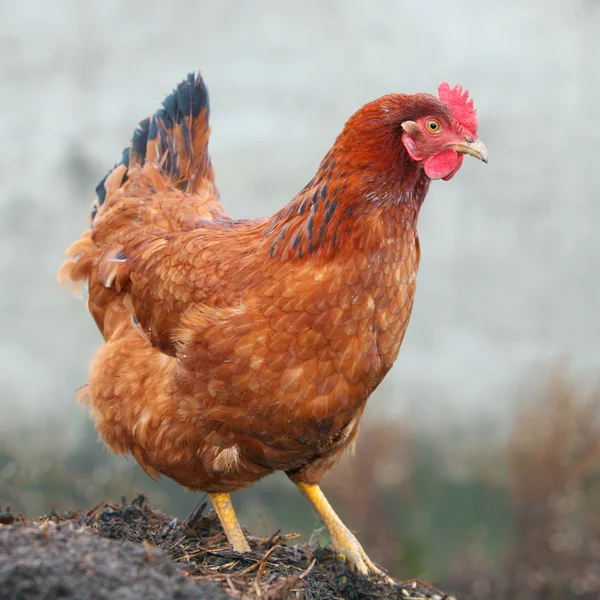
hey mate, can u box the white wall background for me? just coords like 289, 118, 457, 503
1, 0, 598, 441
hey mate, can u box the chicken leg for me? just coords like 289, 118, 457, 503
296, 482, 392, 581
210, 492, 251, 553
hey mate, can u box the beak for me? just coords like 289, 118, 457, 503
453, 138, 488, 163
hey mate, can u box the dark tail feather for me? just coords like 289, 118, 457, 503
132, 72, 211, 188
91, 72, 212, 223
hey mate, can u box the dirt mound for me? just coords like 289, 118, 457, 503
0, 495, 453, 600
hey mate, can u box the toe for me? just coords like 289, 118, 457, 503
330, 530, 393, 582
359, 548, 394, 582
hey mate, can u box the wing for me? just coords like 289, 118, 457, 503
98, 219, 269, 354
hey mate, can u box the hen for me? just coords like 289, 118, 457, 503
59, 72, 487, 577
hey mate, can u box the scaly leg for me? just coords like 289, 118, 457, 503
296, 482, 392, 581
209, 492, 251, 553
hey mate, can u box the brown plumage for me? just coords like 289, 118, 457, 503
59, 72, 487, 576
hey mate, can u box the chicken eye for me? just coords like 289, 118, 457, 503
426, 119, 441, 133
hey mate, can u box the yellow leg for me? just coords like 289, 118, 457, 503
209, 492, 251, 553
296, 482, 392, 581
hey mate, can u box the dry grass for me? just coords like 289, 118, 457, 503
444, 370, 600, 599
503, 371, 600, 599
322, 371, 600, 599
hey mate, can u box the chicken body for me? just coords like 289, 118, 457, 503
60, 73, 486, 577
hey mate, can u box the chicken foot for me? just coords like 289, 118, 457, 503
296, 482, 393, 582
209, 492, 251, 553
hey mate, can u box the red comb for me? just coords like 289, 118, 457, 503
438, 82, 478, 136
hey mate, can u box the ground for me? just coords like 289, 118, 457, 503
0, 495, 454, 600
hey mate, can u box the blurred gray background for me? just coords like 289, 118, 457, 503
1, 0, 598, 444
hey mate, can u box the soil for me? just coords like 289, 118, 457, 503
0, 495, 454, 600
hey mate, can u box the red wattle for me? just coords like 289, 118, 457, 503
424, 149, 462, 180
442, 154, 463, 181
